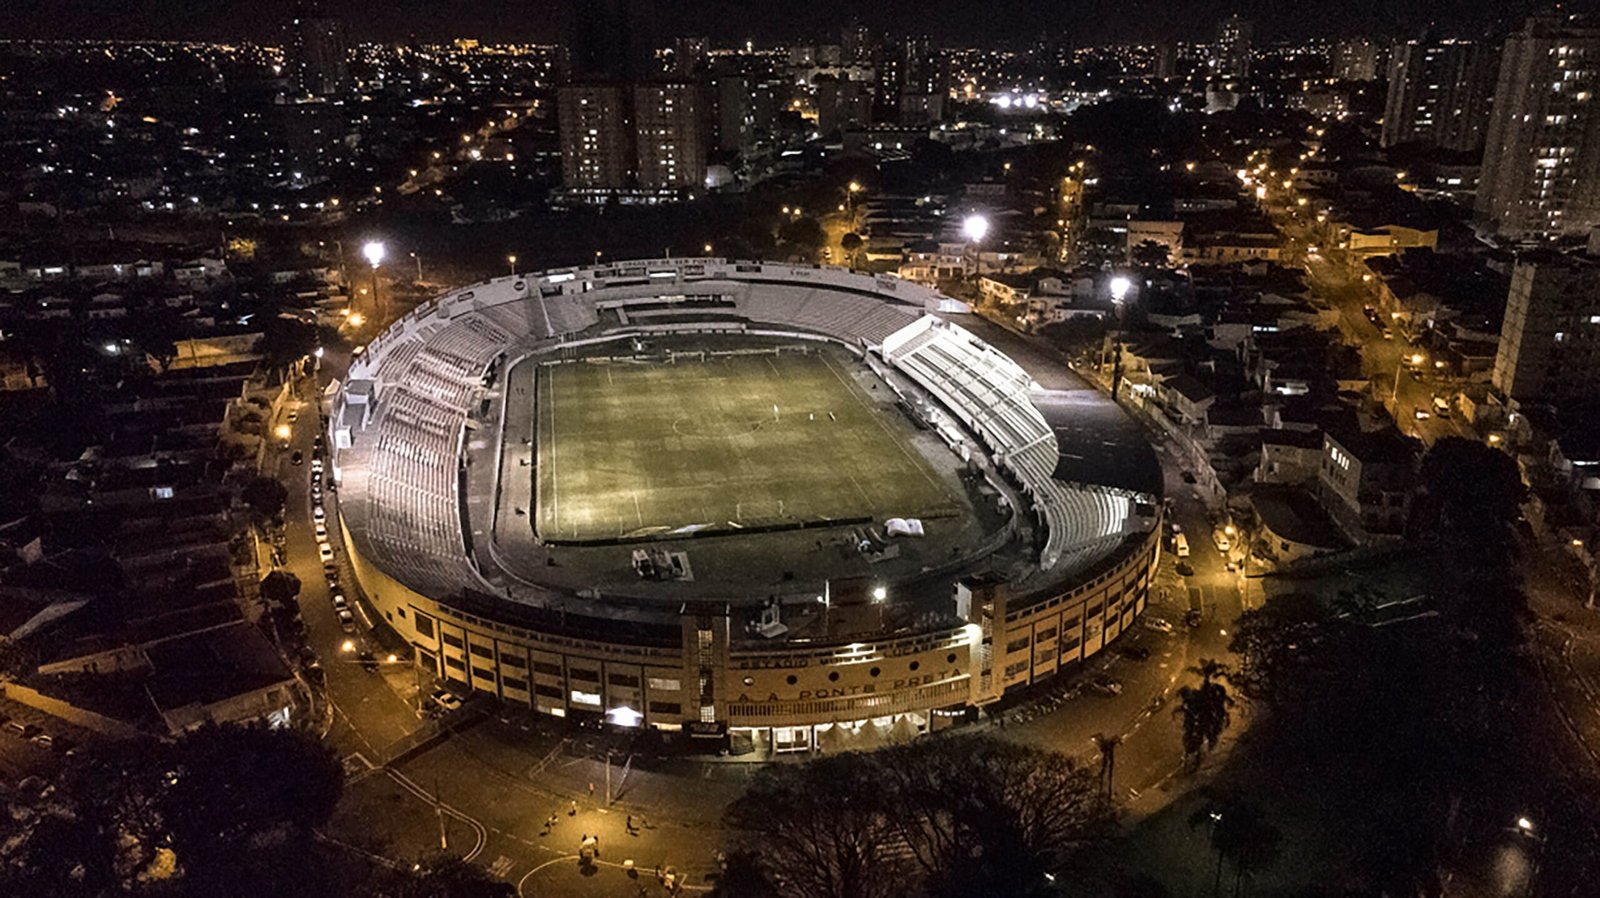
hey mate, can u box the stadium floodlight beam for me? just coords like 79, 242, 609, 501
362, 240, 386, 269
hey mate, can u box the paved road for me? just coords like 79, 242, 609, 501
1274, 213, 1472, 447
264, 371, 423, 764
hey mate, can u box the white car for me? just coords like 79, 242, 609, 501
313, 505, 326, 522
318, 542, 334, 562
1213, 531, 1231, 552
337, 609, 356, 633
331, 593, 348, 611
315, 522, 327, 538
1144, 617, 1175, 635
431, 689, 464, 712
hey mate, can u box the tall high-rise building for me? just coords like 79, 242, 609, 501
1154, 43, 1178, 81
712, 75, 753, 153
557, 0, 704, 201
1380, 39, 1497, 151
1476, 15, 1600, 242
284, 4, 350, 96
633, 82, 705, 191
842, 22, 873, 65
1333, 38, 1381, 81
1493, 251, 1600, 403
1211, 15, 1253, 80
557, 84, 633, 193
672, 36, 707, 76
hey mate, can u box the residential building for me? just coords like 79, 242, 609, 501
633, 82, 705, 192
1381, 39, 1497, 151
284, 4, 350, 96
1333, 38, 1382, 81
558, 83, 633, 193
1211, 15, 1253, 80
1318, 427, 1419, 539
1493, 252, 1600, 403
1476, 14, 1600, 241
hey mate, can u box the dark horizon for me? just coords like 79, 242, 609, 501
0, 0, 1554, 47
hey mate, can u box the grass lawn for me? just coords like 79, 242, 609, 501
535, 349, 955, 542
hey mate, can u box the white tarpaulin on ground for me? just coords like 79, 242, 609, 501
885, 518, 925, 538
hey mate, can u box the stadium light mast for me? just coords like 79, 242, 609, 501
362, 240, 386, 320
963, 214, 990, 278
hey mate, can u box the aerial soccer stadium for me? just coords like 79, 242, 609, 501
329, 258, 1163, 754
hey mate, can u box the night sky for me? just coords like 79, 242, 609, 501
0, 0, 1562, 45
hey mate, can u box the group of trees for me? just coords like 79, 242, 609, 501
716, 736, 1113, 898
1217, 436, 1600, 893
0, 723, 516, 898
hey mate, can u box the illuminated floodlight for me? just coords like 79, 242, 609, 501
871, 585, 888, 602
1109, 275, 1132, 303
606, 706, 643, 727
962, 214, 990, 243
362, 240, 386, 269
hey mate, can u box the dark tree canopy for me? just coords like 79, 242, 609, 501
723, 736, 1111, 898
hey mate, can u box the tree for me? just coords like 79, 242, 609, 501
1093, 732, 1121, 800
1174, 659, 1235, 767
1131, 239, 1170, 269
1, 722, 344, 897
878, 737, 1112, 898
241, 475, 288, 521
723, 738, 1112, 898
779, 216, 827, 259
840, 232, 864, 267
260, 570, 302, 606
1412, 436, 1525, 567
1189, 798, 1281, 898
366, 854, 517, 898
724, 752, 902, 898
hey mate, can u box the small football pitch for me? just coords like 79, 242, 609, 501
534, 349, 956, 542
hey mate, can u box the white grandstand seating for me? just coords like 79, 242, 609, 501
884, 319, 1128, 571
335, 260, 1132, 597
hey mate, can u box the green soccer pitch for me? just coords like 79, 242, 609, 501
533, 349, 957, 542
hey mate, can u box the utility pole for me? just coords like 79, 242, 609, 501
605, 751, 612, 806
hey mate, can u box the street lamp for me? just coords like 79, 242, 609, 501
1394, 351, 1425, 409
507, 254, 518, 276
1109, 275, 1132, 304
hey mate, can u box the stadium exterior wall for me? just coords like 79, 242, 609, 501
341, 505, 1162, 749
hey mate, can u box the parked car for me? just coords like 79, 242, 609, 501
1184, 609, 1204, 629
1176, 560, 1196, 577
291, 450, 303, 465
3, 720, 26, 738
1120, 645, 1152, 661
313, 505, 326, 522
1144, 617, 1175, 635
331, 593, 348, 611
1213, 530, 1231, 552
288, 410, 299, 423
30, 733, 52, 750
337, 609, 356, 633
1088, 675, 1123, 697
315, 522, 328, 539
431, 689, 464, 712
318, 542, 334, 562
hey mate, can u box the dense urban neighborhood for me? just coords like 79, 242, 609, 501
0, 3, 1599, 896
